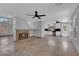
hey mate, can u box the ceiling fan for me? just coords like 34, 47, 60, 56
27, 11, 46, 19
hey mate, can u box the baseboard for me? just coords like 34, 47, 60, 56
0, 35, 13, 37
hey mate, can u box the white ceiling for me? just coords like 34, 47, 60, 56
0, 3, 78, 21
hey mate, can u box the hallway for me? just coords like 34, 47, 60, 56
16, 36, 79, 56
0, 36, 15, 56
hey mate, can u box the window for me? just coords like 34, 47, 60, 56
0, 17, 9, 33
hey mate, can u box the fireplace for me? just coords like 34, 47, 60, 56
16, 29, 30, 41
19, 33, 28, 40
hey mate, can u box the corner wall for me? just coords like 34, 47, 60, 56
70, 4, 79, 53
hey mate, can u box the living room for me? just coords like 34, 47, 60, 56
0, 3, 79, 56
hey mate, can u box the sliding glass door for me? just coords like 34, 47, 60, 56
0, 17, 13, 36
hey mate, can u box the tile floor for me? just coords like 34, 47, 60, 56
16, 36, 79, 56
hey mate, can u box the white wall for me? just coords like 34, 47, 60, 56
15, 17, 31, 29
29, 21, 45, 37
70, 4, 79, 53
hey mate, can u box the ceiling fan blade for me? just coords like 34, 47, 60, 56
27, 14, 34, 16
39, 15, 46, 17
